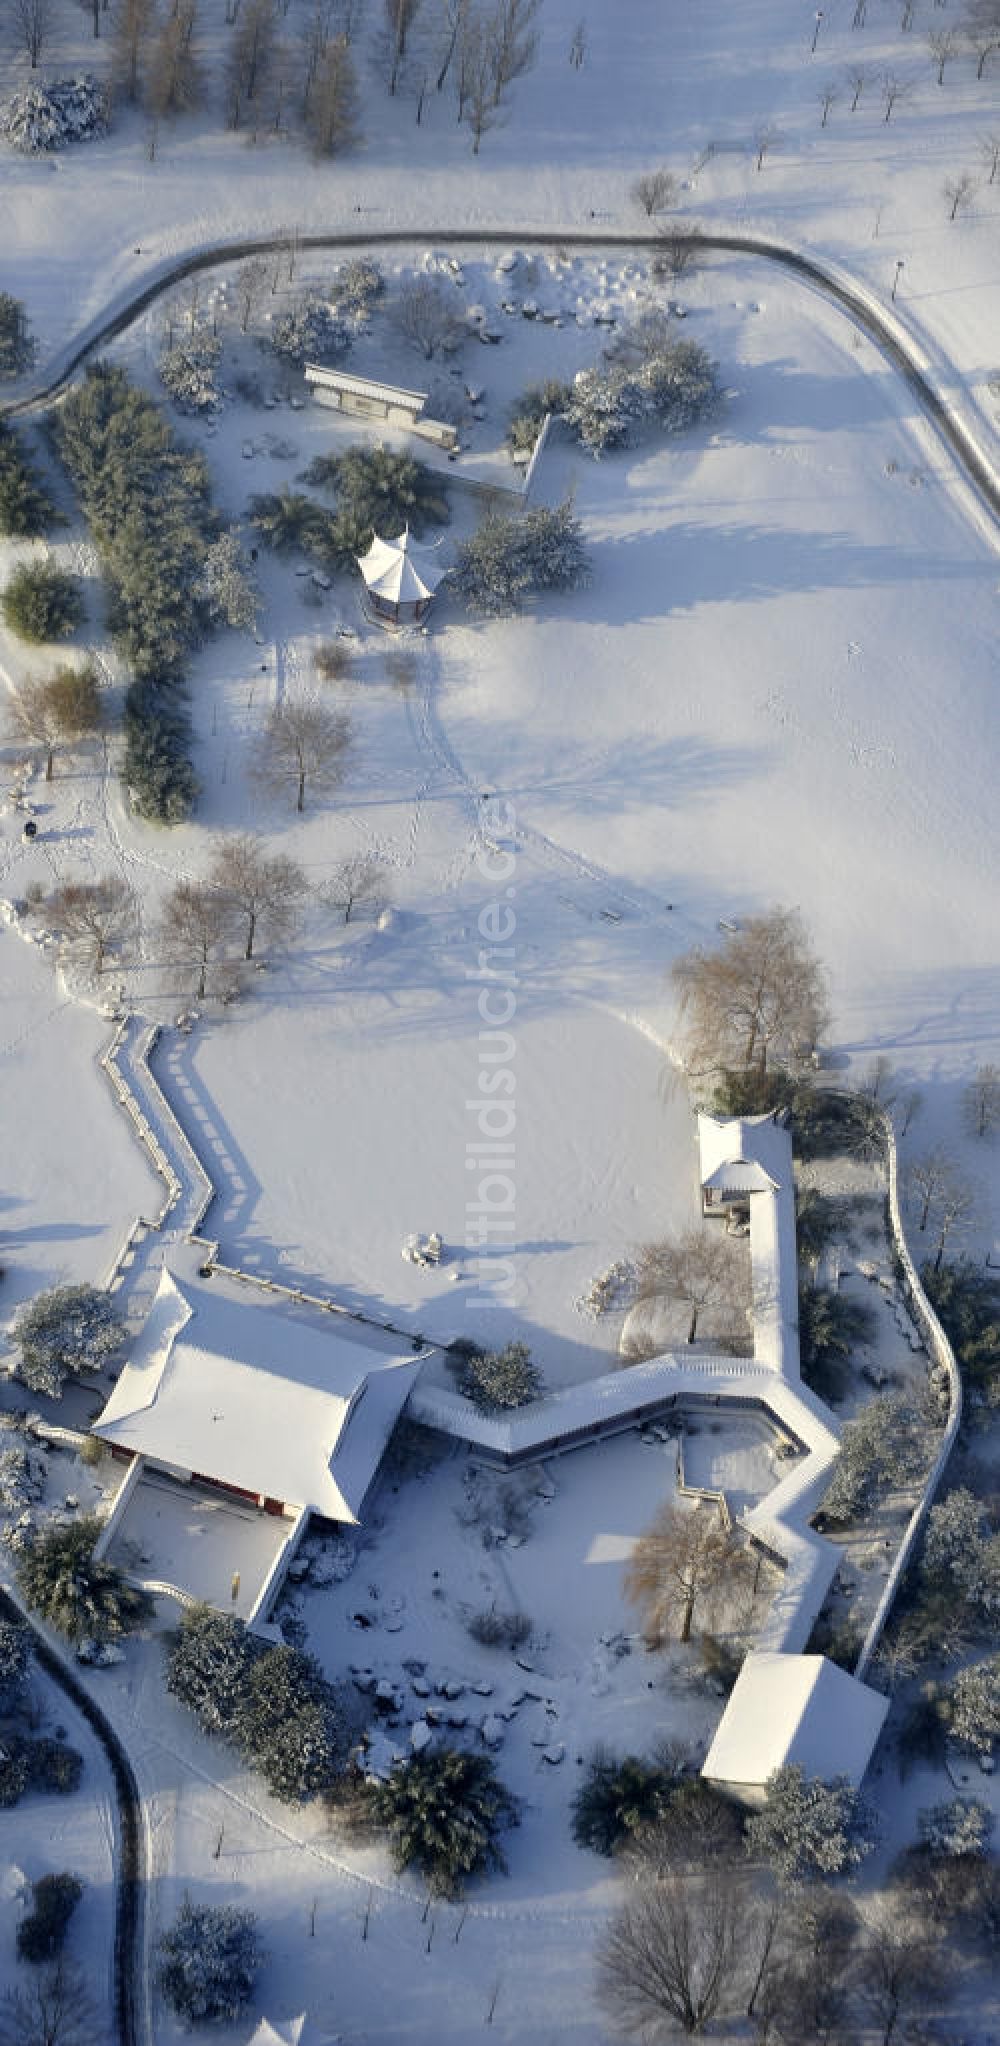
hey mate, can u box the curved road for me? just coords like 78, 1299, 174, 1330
0, 1585, 143, 2046
2, 225, 998, 531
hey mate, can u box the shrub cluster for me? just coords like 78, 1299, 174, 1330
1, 562, 82, 645
0, 421, 54, 537
17, 1873, 83, 1963
164, 1605, 343, 1802
0, 1732, 83, 1808
16, 1515, 151, 1646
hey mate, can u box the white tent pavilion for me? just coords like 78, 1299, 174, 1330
356, 526, 446, 626
247, 2018, 340, 2046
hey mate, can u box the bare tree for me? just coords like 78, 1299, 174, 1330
208, 833, 307, 960
382, 0, 422, 92
929, 1169, 975, 1272
568, 15, 586, 66
225, 0, 281, 126
148, 0, 204, 116
631, 168, 677, 218
252, 697, 350, 812
671, 908, 828, 1081
111, 0, 157, 102
881, 72, 913, 121
965, 13, 1000, 78
963, 1062, 1000, 1138
978, 130, 1000, 180
652, 223, 702, 282
845, 63, 867, 109
749, 1885, 860, 2042
324, 853, 384, 922
306, 33, 360, 154
907, 1148, 955, 1232
5, 666, 102, 781
434, 0, 471, 90
459, 8, 504, 152
235, 257, 269, 335
597, 1867, 748, 2037
0, 1960, 101, 2046
944, 170, 977, 218
856, 1903, 953, 2046
862, 1053, 896, 1106
818, 81, 839, 125
637, 1227, 743, 1345
928, 26, 961, 79
898, 1088, 923, 1137
14, 0, 54, 67
46, 874, 137, 975
754, 123, 779, 170
392, 276, 467, 358
625, 1500, 751, 1646
300, 0, 336, 106
488, 0, 541, 105
159, 880, 231, 1001
384, 647, 418, 689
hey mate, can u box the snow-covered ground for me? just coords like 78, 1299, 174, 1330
2, 0, 1000, 2039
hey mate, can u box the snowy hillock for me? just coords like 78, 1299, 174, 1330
0, 76, 107, 153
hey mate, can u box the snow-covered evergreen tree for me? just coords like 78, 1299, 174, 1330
164, 1605, 259, 1736
0, 77, 108, 153
452, 500, 590, 617
563, 364, 643, 455
159, 333, 221, 413
0, 1617, 31, 1715
195, 531, 260, 632
949, 1657, 1000, 1757
16, 1516, 151, 1646
235, 1642, 343, 1801
456, 1340, 542, 1412
918, 1797, 994, 1858
367, 1748, 519, 1897
821, 1395, 928, 1524
0, 1439, 48, 1512
563, 340, 719, 457
156, 1897, 263, 2024
921, 1488, 1000, 1615
11, 1286, 126, 1399
744, 1766, 878, 1885
330, 257, 385, 316
270, 300, 350, 367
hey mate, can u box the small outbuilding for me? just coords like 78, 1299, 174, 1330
304, 364, 429, 428
357, 527, 447, 627
701, 1649, 889, 1805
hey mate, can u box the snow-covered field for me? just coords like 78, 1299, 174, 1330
2, 0, 1000, 2038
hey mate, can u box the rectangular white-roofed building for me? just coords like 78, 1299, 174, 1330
702, 1649, 889, 1804
93, 1266, 424, 1524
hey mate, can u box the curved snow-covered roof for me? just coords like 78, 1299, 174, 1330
357, 528, 446, 604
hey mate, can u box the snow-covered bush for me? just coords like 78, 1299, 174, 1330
11, 1285, 126, 1400
949, 1656, 1000, 1757
0, 76, 108, 153
270, 299, 350, 367
918, 1797, 994, 1859
563, 364, 645, 455
0, 1617, 31, 1714
0, 1739, 31, 1807
17, 1516, 151, 1646
2, 562, 82, 645
572, 1748, 677, 1857
506, 377, 573, 458
366, 1748, 519, 1897
156, 1897, 263, 2024
452, 500, 591, 617
454, 1340, 542, 1412
0, 1439, 48, 1512
744, 1766, 878, 1885
466, 1607, 532, 1649
159, 334, 221, 413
